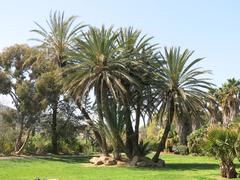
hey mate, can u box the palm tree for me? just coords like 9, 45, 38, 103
31, 11, 85, 154
152, 47, 212, 162
62, 26, 136, 158
116, 27, 158, 157
216, 78, 240, 127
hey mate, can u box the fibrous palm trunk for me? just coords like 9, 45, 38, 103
220, 161, 237, 179
51, 102, 58, 154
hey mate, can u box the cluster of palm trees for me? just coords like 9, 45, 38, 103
31, 11, 213, 161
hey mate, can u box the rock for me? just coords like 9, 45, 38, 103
136, 161, 147, 167
117, 160, 126, 166
104, 159, 117, 165
129, 156, 140, 166
156, 159, 165, 167
94, 159, 104, 165
99, 155, 110, 162
89, 157, 99, 164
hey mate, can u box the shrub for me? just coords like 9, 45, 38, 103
187, 127, 206, 155
175, 145, 188, 155
204, 127, 239, 178
138, 140, 152, 156
25, 133, 50, 155
165, 130, 178, 152
0, 124, 16, 155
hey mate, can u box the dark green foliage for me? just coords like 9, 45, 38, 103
175, 145, 188, 155
204, 127, 239, 178
138, 140, 152, 156
187, 127, 206, 155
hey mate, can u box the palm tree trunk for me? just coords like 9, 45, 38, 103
134, 99, 141, 144
125, 106, 141, 159
152, 97, 174, 162
220, 160, 237, 178
177, 116, 192, 146
51, 102, 58, 154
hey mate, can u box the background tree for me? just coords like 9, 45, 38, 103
0, 44, 42, 154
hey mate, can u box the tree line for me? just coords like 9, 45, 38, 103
0, 11, 239, 167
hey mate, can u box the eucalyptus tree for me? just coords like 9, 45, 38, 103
31, 11, 85, 154
0, 44, 42, 154
152, 47, 212, 162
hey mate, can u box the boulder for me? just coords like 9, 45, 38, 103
99, 155, 110, 162
156, 159, 165, 167
136, 161, 147, 167
94, 159, 104, 165
129, 156, 140, 166
117, 160, 126, 166
89, 157, 99, 164
104, 159, 117, 165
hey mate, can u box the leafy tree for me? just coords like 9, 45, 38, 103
0, 44, 42, 154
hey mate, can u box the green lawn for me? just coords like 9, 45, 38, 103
0, 154, 239, 180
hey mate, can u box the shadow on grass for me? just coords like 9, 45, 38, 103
0, 155, 92, 164
166, 163, 219, 171
35, 155, 92, 164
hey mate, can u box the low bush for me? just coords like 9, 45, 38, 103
175, 145, 188, 155
187, 127, 206, 155
203, 127, 240, 178
25, 133, 50, 155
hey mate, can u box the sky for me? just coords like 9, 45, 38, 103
0, 0, 240, 107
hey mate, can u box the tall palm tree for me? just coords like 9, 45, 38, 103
31, 11, 85, 154
216, 78, 240, 126
62, 26, 137, 158
152, 47, 212, 162
116, 27, 158, 157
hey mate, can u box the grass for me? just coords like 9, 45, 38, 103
0, 154, 239, 180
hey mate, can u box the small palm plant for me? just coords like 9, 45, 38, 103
204, 127, 239, 178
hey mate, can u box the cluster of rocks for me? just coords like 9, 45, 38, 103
129, 156, 165, 168
89, 155, 165, 168
89, 155, 126, 166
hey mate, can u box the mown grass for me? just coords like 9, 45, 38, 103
0, 154, 239, 180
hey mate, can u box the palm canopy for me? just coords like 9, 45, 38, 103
156, 47, 213, 118
31, 11, 85, 67
62, 26, 141, 103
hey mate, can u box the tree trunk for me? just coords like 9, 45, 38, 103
15, 128, 31, 155
113, 142, 121, 160
15, 117, 24, 152
51, 102, 58, 154
134, 99, 141, 144
152, 97, 174, 162
177, 116, 192, 146
125, 106, 140, 158
220, 161, 237, 179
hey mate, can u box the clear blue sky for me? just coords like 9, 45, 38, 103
0, 0, 240, 106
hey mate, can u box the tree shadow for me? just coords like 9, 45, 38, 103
165, 163, 219, 171
35, 155, 92, 164
0, 155, 92, 164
